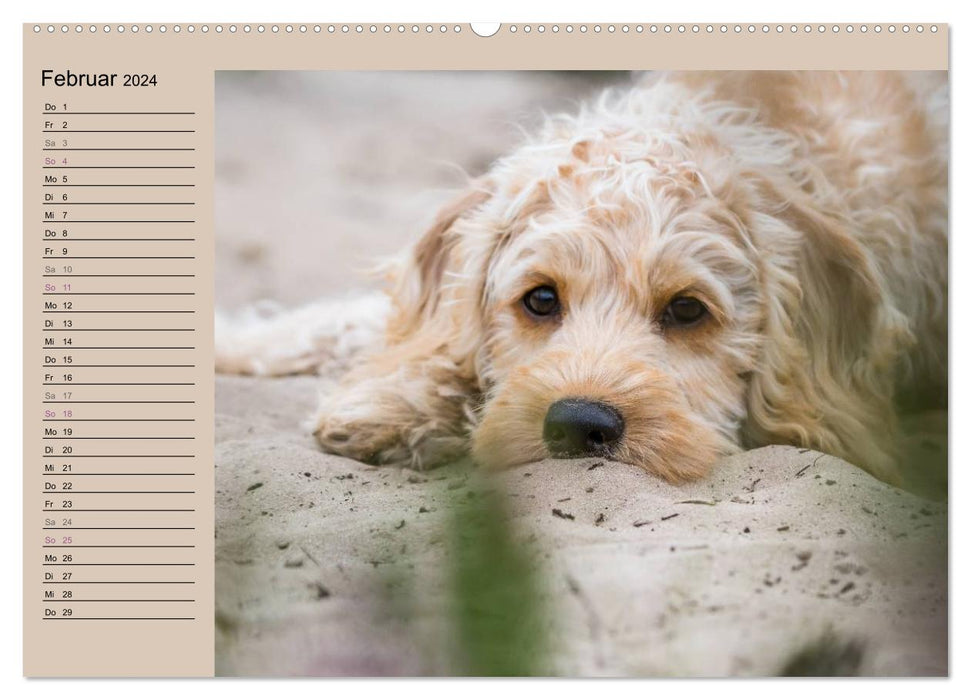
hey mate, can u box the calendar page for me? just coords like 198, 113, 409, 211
22, 22, 949, 678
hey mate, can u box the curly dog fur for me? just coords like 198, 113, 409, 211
217, 71, 948, 484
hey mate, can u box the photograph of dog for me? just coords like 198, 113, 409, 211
217, 71, 947, 487
213, 70, 947, 676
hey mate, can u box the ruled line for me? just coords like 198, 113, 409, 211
39, 329, 196, 332
41, 365, 196, 368
44, 581, 195, 586
43, 184, 196, 187
43, 148, 196, 152
42, 580, 194, 584
44, 562, 195, 568
43, 111, 196, 115
42, 417, 196, 420
43, 166, 195, 169
44, 221, 196, 224
44, 510, 195, 515
43, 492, 195, 495
42, 383, 196, 386
40, 455, 196, 458
42, 401, 196, 404
42, 436, 196, 439
43, 274, 196, 277
42, 310, 196, 313
40, 600, 196, 603
42, 238, 197, 241
43, 202, 195, 205
43, 293, 196, 295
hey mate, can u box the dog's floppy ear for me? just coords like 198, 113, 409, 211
387, 183, 492, 341
313, 182, 493, 469
743, 178, 911, 483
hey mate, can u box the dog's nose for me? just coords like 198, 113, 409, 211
543, 398, 624, 458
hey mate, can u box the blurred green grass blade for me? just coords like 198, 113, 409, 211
448, 483, 551, 676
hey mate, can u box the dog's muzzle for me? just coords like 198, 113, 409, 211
543, 398, 624, 458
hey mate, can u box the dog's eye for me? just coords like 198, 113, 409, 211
522, 285, 560, 317
664, 296, 708, 326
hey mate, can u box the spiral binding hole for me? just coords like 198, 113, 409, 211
31, 21, 944, 41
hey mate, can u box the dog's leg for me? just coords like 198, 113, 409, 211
311, 336, 477, 470
308, 184, 493, 469
214, 292, 389, 377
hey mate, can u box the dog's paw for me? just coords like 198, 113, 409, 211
313, 413, 409, 466
312, 395, 469, 470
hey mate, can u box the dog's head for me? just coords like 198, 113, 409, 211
386, 84, 902, 481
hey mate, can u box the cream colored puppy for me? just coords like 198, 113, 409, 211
218, 71, 948, 484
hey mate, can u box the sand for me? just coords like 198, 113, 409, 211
214, 375, 946, 676
214, 72, 948, 677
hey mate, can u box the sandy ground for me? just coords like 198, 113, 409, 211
214, 72, 948, 676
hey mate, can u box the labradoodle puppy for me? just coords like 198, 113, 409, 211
217, 71, 948, 484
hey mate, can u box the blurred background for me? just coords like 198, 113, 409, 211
215, 71, 631, 309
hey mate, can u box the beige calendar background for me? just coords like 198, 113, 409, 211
23, 23, 948, 677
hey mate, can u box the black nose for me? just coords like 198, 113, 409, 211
543, 398, 624, 458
